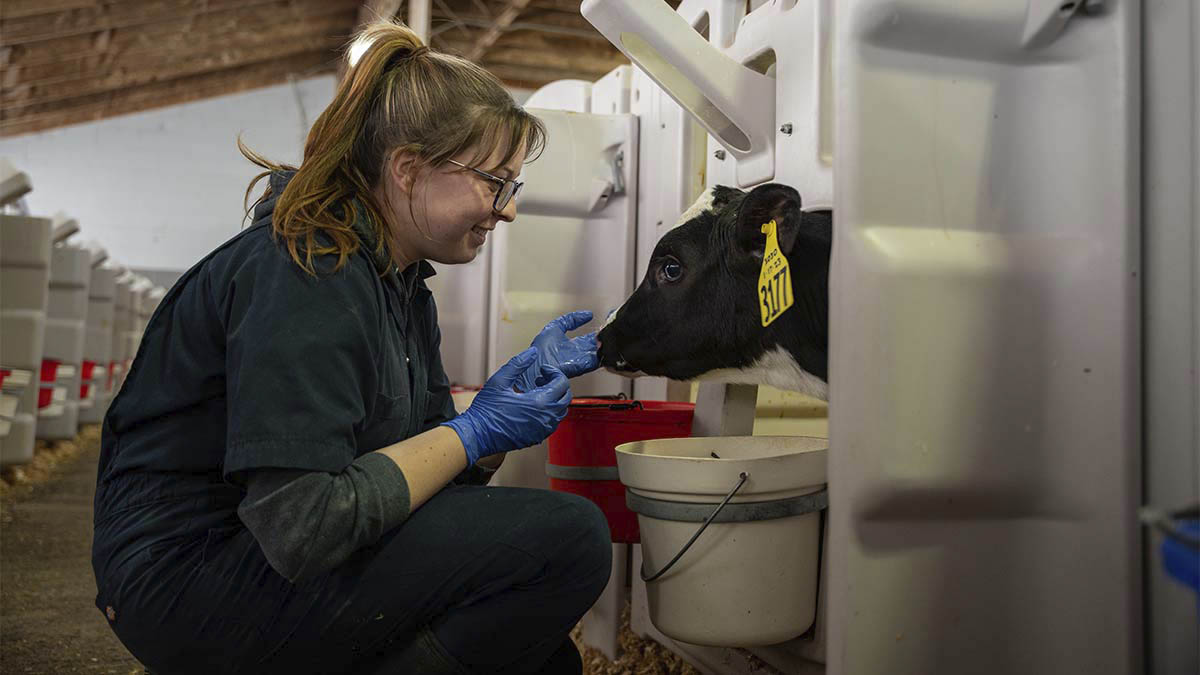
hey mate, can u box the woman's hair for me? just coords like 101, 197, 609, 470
240, 20, 546, 274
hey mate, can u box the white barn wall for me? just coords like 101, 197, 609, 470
0, 76, 338, 273
0, 80, 533, 278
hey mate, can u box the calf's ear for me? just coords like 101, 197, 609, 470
736, 184, 804, 256
710, 185, 743, 210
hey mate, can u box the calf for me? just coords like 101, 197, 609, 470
597, 183, 831, 400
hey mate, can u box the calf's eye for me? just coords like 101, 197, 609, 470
658, 260, 683, 284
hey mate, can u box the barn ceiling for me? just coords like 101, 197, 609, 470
0, 0, 668, 138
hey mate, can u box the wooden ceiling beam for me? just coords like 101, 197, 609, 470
495, 76, 548, 91
4, 2, 357, 70
0, 0, 359, 46
430, 0, 476, 40
491, 27, 618, 53
3, 24, 349, 111
479, 62, 613, 87
4, 12, 354, 86
431, 15, 609, 41
1, 0, 161, 21
433, 4, 598, 31
1, 0, 102, 21
0, 0, 660, 136
521, 0, 680, 14
0, 50, 335, 137
436, 35, 622, 75
482, 47, 623, 75
464, 0, 533, 63
525, 0, 593, 12
356, 0, 403, 26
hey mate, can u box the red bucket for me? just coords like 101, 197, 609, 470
546, 397, 694, 543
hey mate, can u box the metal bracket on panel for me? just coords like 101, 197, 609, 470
582, 0, 776, 187
520, 109, 633, 217
1022, 0, 1107, 49
611, 150, 626, 196
590, 146, 628, 212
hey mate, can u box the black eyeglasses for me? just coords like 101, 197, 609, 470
447, 159, 524, 212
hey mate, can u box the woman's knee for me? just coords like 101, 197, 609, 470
530, 492, 612, 593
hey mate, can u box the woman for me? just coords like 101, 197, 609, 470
92, 21, 612, 674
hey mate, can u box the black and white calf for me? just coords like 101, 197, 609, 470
597, 184, 831, 400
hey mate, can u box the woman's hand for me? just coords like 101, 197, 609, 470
442, 348, 571, 466
517, 311, 599, 392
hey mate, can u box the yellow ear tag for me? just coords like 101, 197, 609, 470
758, 220, 793, 327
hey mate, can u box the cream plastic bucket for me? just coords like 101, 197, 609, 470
616, 436, 827, 647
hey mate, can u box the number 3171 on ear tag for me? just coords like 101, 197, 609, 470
758, 220, 793, 327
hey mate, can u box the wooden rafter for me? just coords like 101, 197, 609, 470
1, 0, 357, 137
438, 30, 623, 75
337, 0, 403, 80
356, 0, 403, 26
430, 11, 610, 41
526, 0, 591, 11
0, 51, 336, 137
432, 0, 474, 40
4, 3, 355, 69
3, 28, 348, 113
1, 0, 360, 46
464, 0, 533, 63
0, 0, 650, 136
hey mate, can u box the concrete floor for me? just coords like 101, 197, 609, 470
0, 436, 143, 674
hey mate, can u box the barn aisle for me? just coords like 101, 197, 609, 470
0, 428, 142, 674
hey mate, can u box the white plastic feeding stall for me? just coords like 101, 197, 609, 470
138, 285, 166, 334
828, 2, 1140, 673
36, 217, 92, 440
0, 214, 52, 465
106, 278, 166, 397
78, 247, 117, 425
109, 272, 135, 394
110, 273, 160, 393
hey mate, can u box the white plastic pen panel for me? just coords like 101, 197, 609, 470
487, 108, 638, 399
516, 109, 634, 219
828, 1, 1140, 674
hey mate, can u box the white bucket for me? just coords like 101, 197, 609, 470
616, 436, 827, 647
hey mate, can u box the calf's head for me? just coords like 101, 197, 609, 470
597, 183, 831, 400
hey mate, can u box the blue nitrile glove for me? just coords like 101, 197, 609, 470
517, 311, 600, 392
442, 348, 572, 466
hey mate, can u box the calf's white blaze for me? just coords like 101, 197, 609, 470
695, 347, 828, 401
674, 186, 719, 230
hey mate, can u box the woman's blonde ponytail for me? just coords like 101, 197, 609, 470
239, 19, 544, 275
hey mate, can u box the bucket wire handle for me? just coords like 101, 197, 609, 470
640, 471, 749, 582
576, 392, 628, 400
1139, 502, 1200, 550
569, 400, 642, 411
